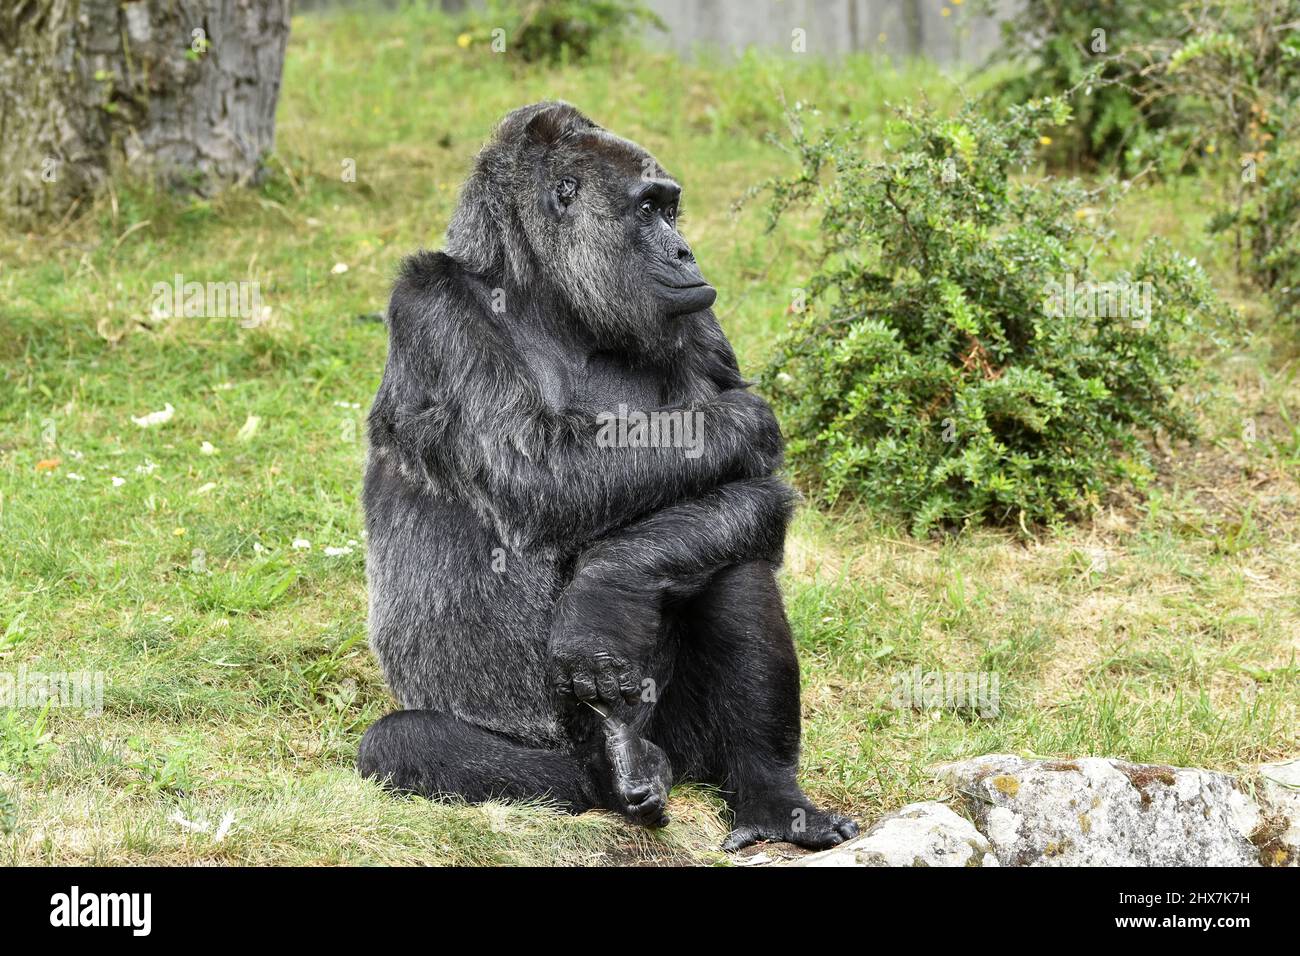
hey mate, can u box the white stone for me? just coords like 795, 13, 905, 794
792, 802, 997, 867
785, 755, 1300, 869
935, 755, 1266, 866
986, 806, 1021, 846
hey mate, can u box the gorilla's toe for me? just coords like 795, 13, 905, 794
792, 810, 859, 850
722, 796, 860, 852
720, 824, 763, 853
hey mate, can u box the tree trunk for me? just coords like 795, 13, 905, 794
0, 0, 291, 227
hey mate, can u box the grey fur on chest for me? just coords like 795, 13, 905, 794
515, 334, 666, 415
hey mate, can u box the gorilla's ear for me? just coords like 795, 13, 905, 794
542, 176, 579, 220
524, 103, 595, 147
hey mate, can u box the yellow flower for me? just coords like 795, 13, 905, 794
1205, 143, 1216, 154
1039, 135, 1053, 146
456, 32, 472, 49
174, 527, 187, 537
941, 7, 951, 16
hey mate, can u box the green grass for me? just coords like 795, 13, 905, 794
0, 8, 1296, 865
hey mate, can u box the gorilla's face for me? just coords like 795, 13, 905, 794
620, 176, 716, 317
526, 116, 717, 357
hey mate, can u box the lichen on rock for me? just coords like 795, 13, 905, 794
935, 754, 1298, 867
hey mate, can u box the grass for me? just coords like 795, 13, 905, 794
0, 8, 1296, 865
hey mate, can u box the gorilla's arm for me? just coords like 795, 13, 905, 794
549, 475, 797, 706
370, 253, 781, 544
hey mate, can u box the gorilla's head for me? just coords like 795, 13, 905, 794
446, 101, 716, 358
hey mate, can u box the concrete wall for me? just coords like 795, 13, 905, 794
294, 0, 1018, 66
643, 0, 1014, 64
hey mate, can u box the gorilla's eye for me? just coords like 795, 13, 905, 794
556, 177, 578, 205
664, 204, 677, 226
639, 199, 654, 218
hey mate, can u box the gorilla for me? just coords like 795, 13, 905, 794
357, 101, 858, 851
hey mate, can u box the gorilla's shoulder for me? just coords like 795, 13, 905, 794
394, 249, 470, 297
388, 250, 488, 328
387, 250, 514, 355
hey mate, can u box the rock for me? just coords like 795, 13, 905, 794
791, 802, 997, 867
936, 755, 1269, 866
782, 754, 1300, 869
1256, 759, 1300, 867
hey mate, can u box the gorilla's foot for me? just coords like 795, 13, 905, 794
599, 714, 672, 829
722, 791, 859, 852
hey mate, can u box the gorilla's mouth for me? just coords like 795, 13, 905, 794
657, 280, 717, 317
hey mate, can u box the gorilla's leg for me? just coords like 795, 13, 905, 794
357, 709, 670, 826
548, 478, 858, 847
649, 561, 859, 851
548, 478, 795, 824
358, 710, 594, 806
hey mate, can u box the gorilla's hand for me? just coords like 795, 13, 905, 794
549, 581, 659, 709
551, 643, 643, 708
708, 388, 784, 479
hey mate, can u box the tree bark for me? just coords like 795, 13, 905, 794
0, 0, 291, 227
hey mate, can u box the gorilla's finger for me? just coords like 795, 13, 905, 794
595, 670, 622, 706
553, 675, 573, 701
571, 671, 598, 702
617, 666, 641, 705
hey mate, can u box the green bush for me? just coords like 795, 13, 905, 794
758, 99, 1229, 534
1180, 8, 1300, 321
979, 0, 1189, 174
461, 0, 663, 64
985, 0, 1300, 319
1238, 119, 1300, 321
984, 1, 1300, 169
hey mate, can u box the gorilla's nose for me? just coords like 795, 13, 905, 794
674, 240, 695, 263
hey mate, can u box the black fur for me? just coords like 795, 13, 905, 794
357, 101, 858, 851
